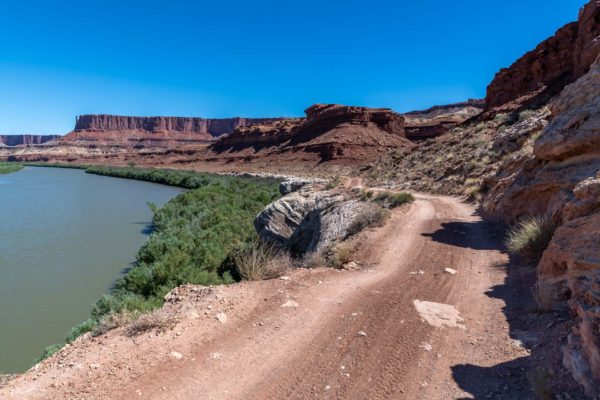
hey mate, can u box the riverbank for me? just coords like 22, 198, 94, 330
0, 162, 23, 174
4, 164, 281, 371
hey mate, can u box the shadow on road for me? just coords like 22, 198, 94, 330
422, 214, 584, 399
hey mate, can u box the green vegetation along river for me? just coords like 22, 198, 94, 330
0, 167, 182, 372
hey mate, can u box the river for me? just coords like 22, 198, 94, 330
0, 167, 182, 373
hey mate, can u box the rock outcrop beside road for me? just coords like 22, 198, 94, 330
486, 56, 600, 396
254, 186, 368, 255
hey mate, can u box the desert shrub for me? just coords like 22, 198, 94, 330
233, 242, 292, 281
374, 191, 414, 209
359, 189, 374, 201
506, 216, 555, 261
519, 109, 537, 122
326, 242, 356, 268
346, 203, 391, 238
301, 251, 327, 268
125, 311, 178, 337
92, 310, 140, 337
464, 185, 482, 202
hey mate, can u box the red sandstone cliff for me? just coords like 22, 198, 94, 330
62, 114, 289, 148
485, 1, 600, 110
210, 104, 411, 163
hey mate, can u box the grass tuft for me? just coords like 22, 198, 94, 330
233, 242, 292, 281
346, 203, 391, 238
506, 215, 555, 262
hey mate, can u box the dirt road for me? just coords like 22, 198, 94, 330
1, 195, 529, 399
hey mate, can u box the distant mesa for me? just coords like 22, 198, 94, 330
210, 103, 412, 162
61, 114, 291, 148
0, 135, 60, 147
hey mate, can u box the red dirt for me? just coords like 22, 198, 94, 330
1, 195, 536, 399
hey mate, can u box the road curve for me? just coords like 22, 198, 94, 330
2, 195, 520, 400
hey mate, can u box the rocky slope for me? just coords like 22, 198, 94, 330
484, 56, 600, 397
0, 135, 59, 147
485, 1, 600, 111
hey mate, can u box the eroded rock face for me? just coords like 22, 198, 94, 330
486, 55, 600, 395
485, 0, 600, 110
210, 103, 411, 164
0, 135, 59, 147
535, 60, 600, 161
254, 189, 367, 254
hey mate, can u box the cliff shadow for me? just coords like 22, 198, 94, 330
421, 212, 585, 398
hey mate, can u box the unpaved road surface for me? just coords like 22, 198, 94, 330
1, 195, 530, 399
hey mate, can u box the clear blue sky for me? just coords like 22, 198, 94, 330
0, 0, 587, 134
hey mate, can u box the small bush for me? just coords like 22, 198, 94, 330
327, 242, 356, 268
301, 251, 326, 268
93, 310, 140, 336
519, 109, 537, 122
373, 191, 414, 209
464, 185, 482, 202
126, 311, 178, 337
346, 203, 391, 237
234, 242, 292, 281
506, 216, 555, 261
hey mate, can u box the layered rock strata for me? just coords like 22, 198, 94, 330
485, 56, 600, 396
485, 1, 600, 110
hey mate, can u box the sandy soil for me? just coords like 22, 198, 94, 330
1, 194, 544, 399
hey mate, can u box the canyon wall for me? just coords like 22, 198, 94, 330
485, 1, 600, 109
0, 135, 60, 147
485, 56, 600, 397
73, 115, 285, 138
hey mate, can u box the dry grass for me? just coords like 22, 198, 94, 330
93, 310, 140, 336
346, 203, 391, 237
326, 242, 356, 268
506, 215, 555, 262
126, 311, 179, 337
234, 243, 292, 281
374, 191, 415, 209
301, 251, 327, 268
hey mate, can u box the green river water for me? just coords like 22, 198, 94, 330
0, 167, 181, 372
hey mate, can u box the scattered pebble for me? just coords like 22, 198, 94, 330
216, 313, 227, 323
419, 342, 432, 351
444, 268, 457, 275
281, 300, 300, 308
